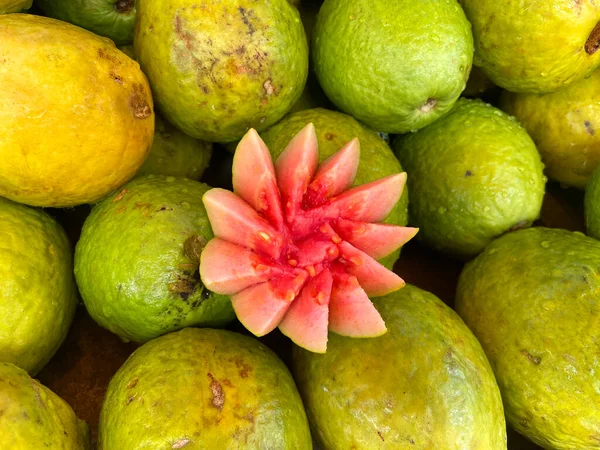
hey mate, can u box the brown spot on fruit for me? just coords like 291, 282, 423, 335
521, 350, 541, 365
234, 359, 252, 378
586, 22, 600, 55
172, 439, 191, 449
126, 377, 138, 389
325, 132, 336, 141
207, 373, 225, 410
377, 431, 385, 441
130, 84, 152, 119
110, 73, 124, 84
419, 98, 437, 113
585, 120, 595, 135
115, 0, 134, 13
263, 79, 275, 96
97, 48, 119, 65
465, 170, 473, 177
113, 188, 129, 202
184, 235, 207, 262
509, 220, 528, 232
126, 395, 136, 405
238, 7, 256, 35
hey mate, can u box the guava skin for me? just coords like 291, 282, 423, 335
585, 165, 600, 239
501, 69, 600, 189
293, 284, 507, 450
75, 175, 235, 343
460, 0, 600, 94
36, 0, 136, 45
312, 0, 473, 134
99, 328, 312, 450
394, 99, 545, 259
134, 0, 309, 143
456, 227, 600, 449
0, 0, 31, 13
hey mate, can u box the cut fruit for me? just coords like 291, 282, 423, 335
279, 268, 333, 353
199, 239, 285, 295
200, 125, 416, 352
334, 218, 419, 260
231, 271, 308, 336
329, 272, 387, 337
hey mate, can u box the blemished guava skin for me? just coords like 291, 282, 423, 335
293, 284, 507, 450
501, 70, 600, 189
459, 0, 600, 94
0, 197, 77, 375
134, 0, 308, 143
456, 227, 600, 450
585, 165, 600, 239
36, 0, 136, 45
393, 98, 545, 259
312, 0, 473, 134
74, 175, 235, 343
0, 0, 30, 13
260, 108, 409, 269
0, 363, 90, 449
99, 328, 312, 450
137, 114, 213, 181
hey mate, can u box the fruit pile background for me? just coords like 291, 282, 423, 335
2, 0, 600, 448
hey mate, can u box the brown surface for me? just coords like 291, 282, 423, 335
38, 152, 585, 449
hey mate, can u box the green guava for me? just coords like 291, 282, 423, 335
585, 165, 600, 239
459, 0, 600, 94
501, 69, 600, 189
0, 0, 31, 13
260, 107, 409, 269
293, 284, 507, 449
456, 227, 600, 450
0, 362, 90, 449
137, 114, 212, 181
134, 0, 308, 143
74, 175, 235, 343
36, 0, 136, 45
312, 0, 473, 133
0, 197, 77, 375
393, 98, 546, 259
99, 328, 312, 449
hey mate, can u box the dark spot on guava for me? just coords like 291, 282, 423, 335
419, 98, 437, 113
110, 73, 124, 84
221, 379, 233, 387
63, 430, 68, 436
509, 220, 528, 232
238, 7, 256, 35
377, 431, 385, 442
520, 350, 541, 365
207, 373, 225, 410
586, 22, 600, 55
113, 188, 129, 202
115, 205, 128, 215
235, 359, 252, 378
126, 395, 136, 404
520, 417, 530, 428
465, 170, 473, 177
582, 275, 589, 283
184, 235, 207, 262
263, 78, 275, 96
202, 86, 210, 94
127, 377, 139, 389
115, 0, 134, 13
130, 84, 152, 119
97, 48, 119, 65
202, 289, 211, 300
325, 132, 336, 141
409, 438, 415, 444
172, 439, 192, 449
585, 121, 595, 136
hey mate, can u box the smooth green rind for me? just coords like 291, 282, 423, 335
0, 197, 77, 375
134, 0, 308, 143
36, 0, 136, 45
74, 175, 235, 343
293, 284, 507, 450
312, 0, 473, 134
99, 328, 312, 450
501, 70, 600, 189
0, 363, 90, 449
137, 114, 213, 181
393, 99, 545, 259
585, 166, 600, 239
260, 108, 409, 269
456, 227, 600, 449
0, 0, 31, 13
459, 0, 600, 94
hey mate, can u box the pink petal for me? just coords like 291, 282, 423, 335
279, 268, 332, 353
333, 219, 418, 260
275, 123, 319, 223
199, 239, 285, 295
304, 138, 360, 207
202, 188, 285, 260
232, 129, 284, 229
